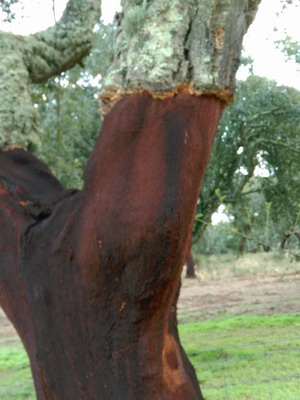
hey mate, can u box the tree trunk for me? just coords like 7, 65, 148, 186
238, 223, 251, 254
0, 0, 101, 149
102, 0, 260, 109
186, 252, 197, 279
0, 1, 261, 399
280, 232, 300, 250
1, 93, 221, 399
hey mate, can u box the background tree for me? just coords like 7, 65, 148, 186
0, 1, 260, 399
193, 75, 300, 252
0, 0, 19, 22
276, 0, 300, 64
32, 22, 115, 187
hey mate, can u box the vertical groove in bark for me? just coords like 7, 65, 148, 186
0, 93, 222, 399
104, 0, 261, 94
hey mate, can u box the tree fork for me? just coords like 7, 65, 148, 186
0, 92, 222, 399
0, 0, 101, 148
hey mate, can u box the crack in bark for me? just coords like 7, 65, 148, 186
0, 176, 16, 193
104, 0, 261, 95
182, 15, 194, 82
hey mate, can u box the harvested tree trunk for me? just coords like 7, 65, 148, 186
0, 0, 261, 398
0, 93, 221, 399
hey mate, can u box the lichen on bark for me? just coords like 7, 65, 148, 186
104, 0, 261, 96
0, 0, 101, 149
0, 31, 41, 149
24, 0, 101, 83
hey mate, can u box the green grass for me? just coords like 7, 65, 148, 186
179, 313, 300, 400
0, 313, 299, 399
0, 343, 35, 399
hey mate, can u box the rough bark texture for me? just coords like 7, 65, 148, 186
0, 0, 101, 148
103, 0, 260, 102
0, 93, 222, 399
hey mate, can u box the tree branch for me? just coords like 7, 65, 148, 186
258, 139, 300, 154
24, 0, 102, 83
238, 189, 260, 197
0, 147, 77, 219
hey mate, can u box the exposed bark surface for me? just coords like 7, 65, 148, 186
0, 92, 222, 399
0, 0, 101, 148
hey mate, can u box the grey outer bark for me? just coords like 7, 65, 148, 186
0, 0, 101, 149
104, 0, 261, 95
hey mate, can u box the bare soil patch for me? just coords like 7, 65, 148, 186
0, 254, 299, 341
178, 270, 300, 322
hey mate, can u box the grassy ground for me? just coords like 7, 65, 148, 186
180, 314, 300, 400
0, 342, 34, 399
193, 251, 300, 280
0, 314, 299, 399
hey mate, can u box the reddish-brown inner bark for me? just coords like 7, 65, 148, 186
0, 92, 222, 399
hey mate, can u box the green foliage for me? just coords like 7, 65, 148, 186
277, 36, 300, 64
279, 0, 298, 10
275, 3, 300, 68
194, 222, 241, 255
31, 22, 116, 188
0, 0, 19, 22
194, 75, 300, 252
87, 23, 116, 79
32, 78, 101, 188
